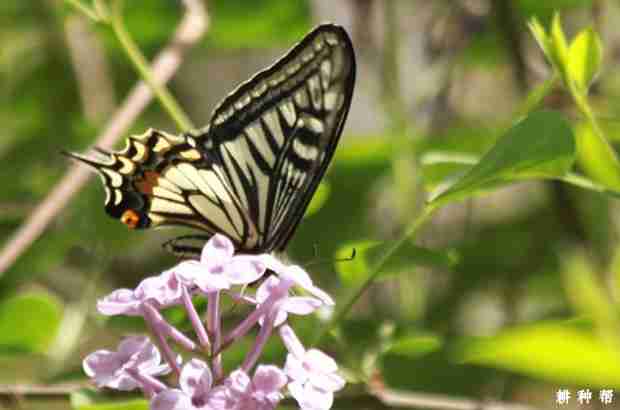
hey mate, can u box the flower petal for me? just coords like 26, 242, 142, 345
256, 276, 280, 304
252, 365, 287, 393
194, 273, 232, 292
305, 349, 339, 374
82, 350, 119, 379
151, 389, 193, 410
83, 349, 137, 390
206, 386, 233, 410
310, 371, 346, 393
280, 265, 313, 288
201, 234, 234, 265
288, 381, 334, 410
226, 368, 251, 395
224, 256, 266, 285
257, 254, 287, 273
284, 353, 309, 383
282, 297, 322, 315
179, 359, 213, 399
279, 266, 335, 306
97, 288, 141, 316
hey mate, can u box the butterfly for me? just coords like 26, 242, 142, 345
66, 23, 356, 257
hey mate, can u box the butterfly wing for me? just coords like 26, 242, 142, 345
64, 129, 250, 246
196, 23, 356, 252
67, 23, 355, 254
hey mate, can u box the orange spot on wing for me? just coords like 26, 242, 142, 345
135, 171, 160, 195
121, 209, 140, 229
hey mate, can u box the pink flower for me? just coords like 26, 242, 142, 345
151, 359, 225, 410
280, 326, 345, 410
256, 276, 323, 326
134, 269, 186, 307
223, 366, 287, 410
97, 288, 142, 316
259, 257, 334, 306
174, 234, 267, 292
97, 269, 189, 316
83, 336, 169, 391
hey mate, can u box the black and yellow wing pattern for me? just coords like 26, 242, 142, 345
66, 24, 356, 254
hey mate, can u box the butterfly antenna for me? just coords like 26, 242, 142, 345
304, 247, 356, 267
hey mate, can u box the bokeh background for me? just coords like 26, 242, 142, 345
3, 0, 620, 409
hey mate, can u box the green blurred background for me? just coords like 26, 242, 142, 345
4, 0, 620, 409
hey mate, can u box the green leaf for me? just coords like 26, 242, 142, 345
388, 333, 443, 359
304, 181, 330, 218
0, 293, 62, 354
421, 153, 620, 200
550, 13, 571, 83
430, 110, 575, 206
335, 240, 457, 288
454, 322, 620, 388
562, 252, 620, 339
573, 121, 620, 190
567, 28, 603, 93
560, 173, 620, 199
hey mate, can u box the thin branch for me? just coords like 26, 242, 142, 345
64, 14, 116, 122
316, 204, 438, 345
110, 0, 196, 131
0, 383, 86, 397
64, 0, 101, 22
0, 0, 209, 277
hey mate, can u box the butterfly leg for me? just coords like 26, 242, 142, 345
162, 235, 213, 259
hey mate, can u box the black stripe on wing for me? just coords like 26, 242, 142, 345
192, 23, 356, 253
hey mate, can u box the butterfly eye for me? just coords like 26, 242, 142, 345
121, 209, 141, 229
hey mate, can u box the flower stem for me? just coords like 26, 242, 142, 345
207, 292, 223, 380
126, 367, 167, 398
141, 303, 181, 377
242, 308, 276, 372
182, 287, 211, 350
315, 204, 438, 345
221, 281, 290, 351
110, 0, 195, 132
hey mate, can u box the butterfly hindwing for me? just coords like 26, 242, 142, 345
67, 23, 355, 254
66, 129, 249, 244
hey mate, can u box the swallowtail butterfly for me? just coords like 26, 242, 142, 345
66, 24, 356, 256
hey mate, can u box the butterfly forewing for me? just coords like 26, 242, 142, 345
67, 24, 355, 255
198, 24, 355, 252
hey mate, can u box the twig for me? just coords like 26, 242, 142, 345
110, 0, 195, 131
64, 14, 116, 122
0, 0, 208, 277
65, 0, 101, 22
0, 383, 86, 397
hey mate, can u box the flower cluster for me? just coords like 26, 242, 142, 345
83, 234, 345, 410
